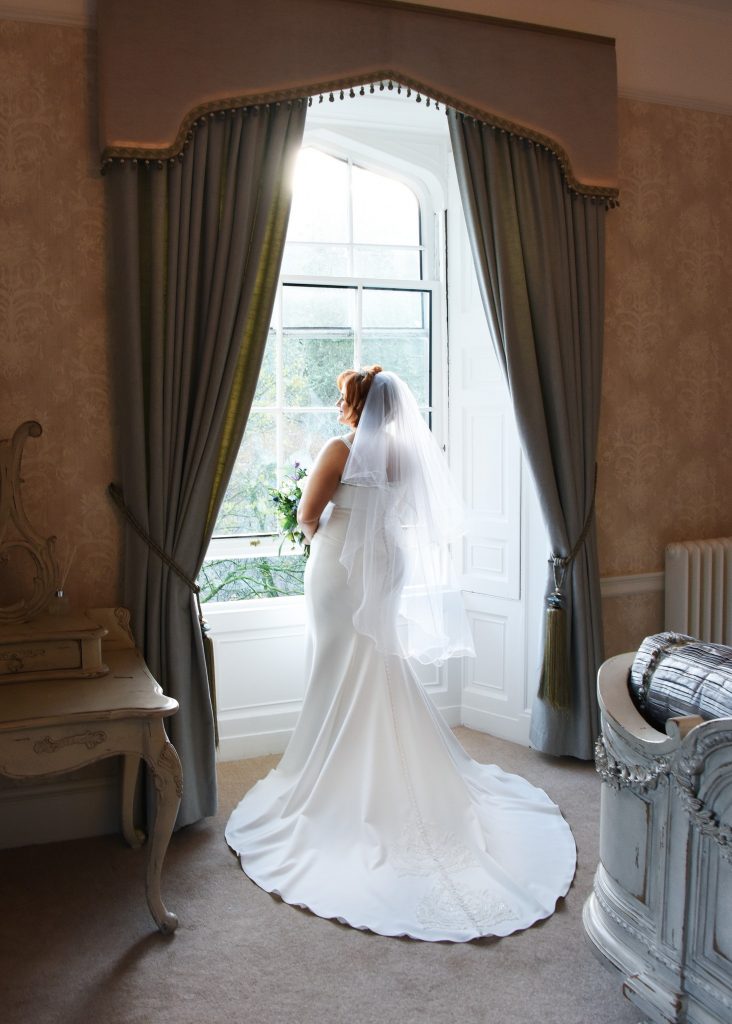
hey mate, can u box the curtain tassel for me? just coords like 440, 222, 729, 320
538, 466, 597, 712
539, 571, 570, 710
197, 592, 219, 748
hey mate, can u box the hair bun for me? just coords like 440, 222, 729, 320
364, 364, 383, 376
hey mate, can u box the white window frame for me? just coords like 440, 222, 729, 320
205, 138, 447, 573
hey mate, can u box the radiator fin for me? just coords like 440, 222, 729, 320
665, 538, 732, 645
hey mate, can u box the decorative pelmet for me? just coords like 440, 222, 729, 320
100, 74, 620, 207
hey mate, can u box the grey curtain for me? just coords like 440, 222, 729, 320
106, 101, 307, 825
448, 111, 605, 759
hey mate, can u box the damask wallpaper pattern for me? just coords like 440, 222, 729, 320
0, 21, 120, 611
1, 21, 730, 654
598, 99, 732, 654
598, 99, 732, 578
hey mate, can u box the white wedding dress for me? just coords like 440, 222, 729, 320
225, 483, 577, 942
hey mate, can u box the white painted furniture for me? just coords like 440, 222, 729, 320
0, 609, 182, 934
584, 652, 732, 1024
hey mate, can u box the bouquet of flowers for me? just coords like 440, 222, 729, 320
269, 463, 309, 557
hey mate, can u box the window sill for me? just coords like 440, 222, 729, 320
203, 594, 306, 635
205, 536, 300, 560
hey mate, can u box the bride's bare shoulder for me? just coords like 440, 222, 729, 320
314, 436, 351, 470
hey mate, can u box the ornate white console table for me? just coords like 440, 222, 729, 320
0, 616, 182, 934
584, 653, 732, 1024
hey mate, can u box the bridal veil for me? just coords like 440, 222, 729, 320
339, 371, 474, 666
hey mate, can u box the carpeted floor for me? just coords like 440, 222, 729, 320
0, 729, 639, 1024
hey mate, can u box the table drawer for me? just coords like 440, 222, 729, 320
0, 640, 82, 678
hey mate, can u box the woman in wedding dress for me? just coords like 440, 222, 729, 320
226, 366, 576, 942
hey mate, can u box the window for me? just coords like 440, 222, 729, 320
201, 146, 440, 602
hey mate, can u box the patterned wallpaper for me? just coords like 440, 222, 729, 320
0, 20, 120, 611
598, 99, 732, 578
1, 22, 730, 646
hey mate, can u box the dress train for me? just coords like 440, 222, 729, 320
225, 489, 576, 942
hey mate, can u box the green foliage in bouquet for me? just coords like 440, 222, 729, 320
269, 463, 309, 557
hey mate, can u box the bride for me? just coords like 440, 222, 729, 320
226, 366, 576, 942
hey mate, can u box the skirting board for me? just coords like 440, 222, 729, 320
0, 773, 120, 850
460, 703, 532, 747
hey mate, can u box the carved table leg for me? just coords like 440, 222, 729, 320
144, 724, 182, 934
121, 754, 146, 848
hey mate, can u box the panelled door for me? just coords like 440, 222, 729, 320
446, 164, 534, 744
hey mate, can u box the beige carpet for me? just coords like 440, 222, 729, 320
0, 729, 639, 1024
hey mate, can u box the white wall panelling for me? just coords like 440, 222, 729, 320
0, 770, 119, 849
207, 598, 462, 762
445, 151, 546, 746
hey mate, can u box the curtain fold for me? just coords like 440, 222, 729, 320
448, 111, 605, 759
106, 101, 307, 825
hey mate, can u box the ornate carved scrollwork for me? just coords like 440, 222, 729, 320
673, 729, 732, 862
113, 607, 135, 644
594, 735, 671, 793
33, 731, 107, 754
595, 729, 732, 861
0, 422, 59, 623
153, 741, 184, 799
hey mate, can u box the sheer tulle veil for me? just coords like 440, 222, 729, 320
339, 371, 475, 666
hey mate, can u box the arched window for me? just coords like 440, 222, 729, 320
202, 146, 440, 601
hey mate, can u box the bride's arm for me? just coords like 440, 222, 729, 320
297, 438, 349, 542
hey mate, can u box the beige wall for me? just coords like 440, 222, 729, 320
0, 20, 120, 610
599, 98, 732, 654
1, 20, 730, 653
599, 98, 732, 576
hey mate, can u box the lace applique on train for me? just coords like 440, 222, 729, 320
391, 820, 475, 877
416, 880, 516, 932
391, 819, 517, 932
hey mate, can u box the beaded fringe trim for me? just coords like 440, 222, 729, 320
100, 72, 619, 207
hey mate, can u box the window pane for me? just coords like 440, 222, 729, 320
252, 328, 276, 406
353, 246, 421, 281
287, 148, 349, 243
283, 285, 354, 329
210, 144, 435, 561
361, 330, 430, 406
281, 242, 350, 278
283, 331, 354, 407
352, 165, 420, 246
362, 288, 427, 329
199, 555, 306, 602
213, 411, 277, 535
283, 410, 342, 470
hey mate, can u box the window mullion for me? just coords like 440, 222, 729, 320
355, 285, 363, 367
347, 157, 354, 278
275, 283, 284, 483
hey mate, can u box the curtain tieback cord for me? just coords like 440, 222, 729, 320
539, 466, 598, 711
108, 482, 204, 616
107, 482, 219, 744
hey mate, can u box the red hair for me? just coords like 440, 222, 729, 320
336, 365, 383, 426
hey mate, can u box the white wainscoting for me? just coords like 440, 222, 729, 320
210, 597, 310, 761
210, 569, 665, 761
0, 765, 121, 849
206, 596, 462, 763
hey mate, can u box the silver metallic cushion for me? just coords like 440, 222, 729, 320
628, 631, 732, 729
